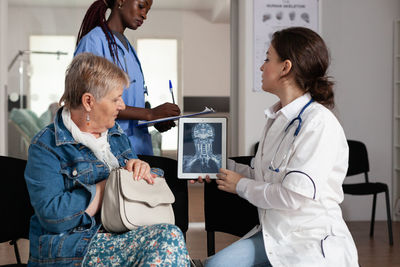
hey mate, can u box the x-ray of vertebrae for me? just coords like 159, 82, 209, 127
182, 123, 222, 173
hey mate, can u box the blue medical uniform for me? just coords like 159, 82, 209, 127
74, 26, 153, 155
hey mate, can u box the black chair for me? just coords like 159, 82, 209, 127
204, 156, 259, 256
343, 140, 393, 245
138, 155, 189, 239
0, 156, 33, 266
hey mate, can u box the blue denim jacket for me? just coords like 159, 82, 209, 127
24, 108, 136, 266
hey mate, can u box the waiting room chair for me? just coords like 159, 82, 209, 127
0, 156, 33, 266
343, 140, 393, 245
204, 156, 259, 256
138, 155, 189, 239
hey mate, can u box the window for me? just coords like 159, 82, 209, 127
29, 35, 75, 116
137, 39, 178, 151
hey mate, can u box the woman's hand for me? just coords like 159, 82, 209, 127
215, 168, 244, 194
125, 159, 156, 184
85, 179, 106, 217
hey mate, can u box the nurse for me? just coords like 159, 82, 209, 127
198, 27, 359, 267
75, 0, 180, 155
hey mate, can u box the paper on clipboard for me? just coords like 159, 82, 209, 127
137, 107, 215, 127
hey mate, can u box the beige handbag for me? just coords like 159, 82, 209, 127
101, 168, 175, 233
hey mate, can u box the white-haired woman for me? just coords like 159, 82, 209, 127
24, 53, 190, 267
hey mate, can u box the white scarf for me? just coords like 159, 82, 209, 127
61, 108, 120, 170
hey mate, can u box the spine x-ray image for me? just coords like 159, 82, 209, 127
182, 123, 222, 173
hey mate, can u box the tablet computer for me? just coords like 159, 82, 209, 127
177, 117, 227, 179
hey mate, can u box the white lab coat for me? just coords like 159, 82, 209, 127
233, 93, 358, 267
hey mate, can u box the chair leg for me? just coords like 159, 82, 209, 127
207, 231, 216, 257
384, 189, 394, 246
370, 194, 377, 237
10, 239, 22, 264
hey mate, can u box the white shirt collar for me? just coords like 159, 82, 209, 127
264, 93, 312, 120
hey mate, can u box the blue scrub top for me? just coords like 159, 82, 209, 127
74, 26, 153, 155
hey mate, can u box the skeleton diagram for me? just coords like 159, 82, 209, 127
183, 123, 222, 173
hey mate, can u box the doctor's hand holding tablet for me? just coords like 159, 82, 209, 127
192, 27, 359, 267
191, 167, 244, 195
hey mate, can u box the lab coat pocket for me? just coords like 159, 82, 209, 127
279, 241, 325, 267
320, 235, 347, 266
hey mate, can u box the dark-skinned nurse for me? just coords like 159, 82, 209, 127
75, 0, 179, 155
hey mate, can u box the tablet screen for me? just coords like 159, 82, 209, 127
177, 117, 227, 179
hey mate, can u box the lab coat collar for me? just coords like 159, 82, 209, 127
264, 93, 312, 120
264, 101, 281, 119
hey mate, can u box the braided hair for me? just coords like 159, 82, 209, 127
76, 0, 119, 64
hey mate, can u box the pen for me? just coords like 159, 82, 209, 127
169, 80, 175, 104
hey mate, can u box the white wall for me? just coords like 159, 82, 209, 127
0, 0, 8, 156
129, 9, 230, 99
238, 0, 400, 220
322, 0, 400, 220
237, 0, 277, 156
181, 11, 230, 97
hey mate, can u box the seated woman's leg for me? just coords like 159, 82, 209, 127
204, 231, 271, 267
82, 224, 190, 267
138, 224, 190, 266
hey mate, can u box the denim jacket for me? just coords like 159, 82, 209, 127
24, 108, 136, 266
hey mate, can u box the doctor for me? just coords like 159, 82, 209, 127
75, 0, 180, 155
199, 27, 359, 267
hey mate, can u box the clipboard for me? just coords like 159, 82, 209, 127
137, 107, 215, 127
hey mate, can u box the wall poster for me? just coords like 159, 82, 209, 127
253, 0, 319, 92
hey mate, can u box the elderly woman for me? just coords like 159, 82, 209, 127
24, 53, 190, 266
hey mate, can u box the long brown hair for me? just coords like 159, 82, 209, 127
272, 27, 335, 108
76, 0, 119, 64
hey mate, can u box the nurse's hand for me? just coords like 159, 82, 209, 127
150, 102, 181, 120
154, 120, 176, 132
216, 168, 244, 194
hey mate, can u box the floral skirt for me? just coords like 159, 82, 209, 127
82, 224, 190, 267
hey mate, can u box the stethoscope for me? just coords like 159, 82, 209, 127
268, 98, 314, 173
112, 36, 149, 96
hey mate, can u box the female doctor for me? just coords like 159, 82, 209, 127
199, 27, 359, 267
